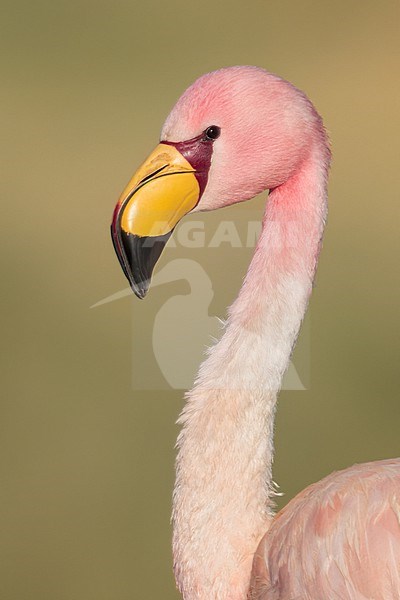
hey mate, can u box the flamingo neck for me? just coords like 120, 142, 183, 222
173, 139, 330, 599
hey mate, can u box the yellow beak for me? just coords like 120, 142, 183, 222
111, 143, 201, 298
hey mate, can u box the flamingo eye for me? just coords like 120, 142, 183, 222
204, 125, 221, 141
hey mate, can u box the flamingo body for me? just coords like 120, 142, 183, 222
250, 459, 400, 599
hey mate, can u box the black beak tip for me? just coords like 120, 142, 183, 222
111, 224, 172, 299
131, 281, 148, 300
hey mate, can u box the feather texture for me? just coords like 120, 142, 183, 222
250, 459, 400, 599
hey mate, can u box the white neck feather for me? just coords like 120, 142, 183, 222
173, 139, 330, 599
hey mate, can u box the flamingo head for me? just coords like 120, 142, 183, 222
111, 65, 322, 298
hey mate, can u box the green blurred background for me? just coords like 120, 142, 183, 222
2, 0, 400, 598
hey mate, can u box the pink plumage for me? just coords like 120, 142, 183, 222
115, 66, 400, 599
250, 459, 400, 599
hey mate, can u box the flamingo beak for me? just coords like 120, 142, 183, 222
111, 143, 201, 299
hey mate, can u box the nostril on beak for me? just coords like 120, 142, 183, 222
138, 164, 169, 186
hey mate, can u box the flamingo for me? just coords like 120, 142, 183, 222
111, 66, 400, 599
